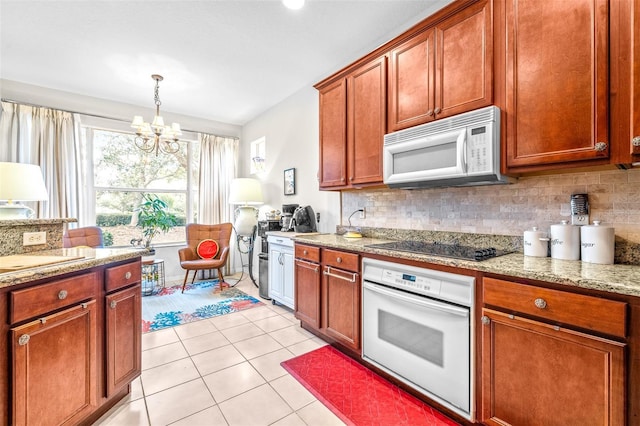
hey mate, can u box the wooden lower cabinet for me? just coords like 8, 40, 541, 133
481, 277, 627, 425
322, 265, 360, 351
11, 301, 98, 426
3, 258, 142, 426
105, 284, 141, 397
294, 258, 321, 330
294, 244, 361, 352
481, 310, 626, 425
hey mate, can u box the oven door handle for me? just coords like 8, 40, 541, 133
364, 282, 469, 317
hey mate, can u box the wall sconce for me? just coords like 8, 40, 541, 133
250, 137, 266, 174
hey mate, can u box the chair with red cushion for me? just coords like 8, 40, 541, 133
178, 223, 233, 293
63, 226, 104, 248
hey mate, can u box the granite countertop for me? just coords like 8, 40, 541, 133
0, 247, 147, 289
293, 233, 640, 298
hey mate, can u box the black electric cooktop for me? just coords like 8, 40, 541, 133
366, 240, 512, 261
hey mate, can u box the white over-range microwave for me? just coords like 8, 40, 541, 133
383, 106, 512, 189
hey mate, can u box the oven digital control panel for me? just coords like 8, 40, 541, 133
380, 269, 441, 297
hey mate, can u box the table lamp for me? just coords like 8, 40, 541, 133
229, 178, 263, 237
0, 162, 48, 219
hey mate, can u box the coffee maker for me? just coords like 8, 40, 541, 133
280, 204, 299, 231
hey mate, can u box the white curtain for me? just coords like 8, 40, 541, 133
198, 133, 238, 223
198, 133, 239, 272
0, 101, 84, 221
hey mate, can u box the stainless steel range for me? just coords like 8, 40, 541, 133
366, 240, 512, 261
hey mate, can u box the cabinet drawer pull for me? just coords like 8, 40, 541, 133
434, 107, 441, 115
481, 315, 490, 325
303, 250, 308, 255
323, 266, 356, 283
110, 300, 117, 309
39, 318, 46, 325
297, 260, 319, 273
426, 109, 434, 116
594, 141, 608, 152
18, 334, 30, 346
125, 271, 132, 280
336, 257, 342, 263
534, 298, 547, 309
632, 136, 640, 147
58, 290, 68, 300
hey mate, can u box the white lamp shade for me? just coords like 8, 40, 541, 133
0, 162, 48, 201
229, 178, 263, 205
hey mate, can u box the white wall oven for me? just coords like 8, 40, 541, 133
362, 257, 475, 421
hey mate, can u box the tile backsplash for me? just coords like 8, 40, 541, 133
342, 168, 640, 244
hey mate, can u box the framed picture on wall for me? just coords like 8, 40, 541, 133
284, 168, 295, 195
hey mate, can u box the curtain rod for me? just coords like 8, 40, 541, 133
0, 98, 240, 141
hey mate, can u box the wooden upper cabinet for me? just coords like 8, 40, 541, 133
503, 0, 610, 171
318, 79, 347, 188
347, 56, 386, 186
435, 0, 493, 119
388, 0, 492, 132
318, 55, 386, 190
633, 0, 640, 158
609, 0, 640, 164
388, 29, 435, 131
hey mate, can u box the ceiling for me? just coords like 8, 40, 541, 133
0, 0, 451, 126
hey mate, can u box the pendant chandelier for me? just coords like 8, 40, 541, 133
130, 74, 181, 156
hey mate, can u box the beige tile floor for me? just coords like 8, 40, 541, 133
94, 274, 345, 426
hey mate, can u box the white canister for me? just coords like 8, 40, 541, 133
580, 221, 615, 264
550, 220, 580, 260
523, 227, 549, 257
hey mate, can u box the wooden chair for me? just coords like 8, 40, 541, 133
178, 223, 233, 293
63, 226, 104, 248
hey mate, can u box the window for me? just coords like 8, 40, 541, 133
86, 128, 199, 247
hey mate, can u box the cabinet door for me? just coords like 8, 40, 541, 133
269, 247, 284, 300
106, 285, 141, 397
318, 79, 348, 188
388, 29, 436, 131
294, 259, 321, 329
322, 266, 360, 351
435, 0, 492, 119
634, 0, 640, 158
503, 0, 609, 170
12, 301, 98, 426
481, 308, 625, 426
347, 56, 386, 186
282, 250, 295, 308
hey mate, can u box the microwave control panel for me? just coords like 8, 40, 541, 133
467, 125, 492, 173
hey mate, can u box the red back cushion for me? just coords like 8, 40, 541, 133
196, 239, 219, 259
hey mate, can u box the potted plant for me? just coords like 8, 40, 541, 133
136, 194, 178, 253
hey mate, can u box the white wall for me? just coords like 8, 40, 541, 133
240, 86, 341, 231
239, 86, 341, 279
0, 79, 241, 138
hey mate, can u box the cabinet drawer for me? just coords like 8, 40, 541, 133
105, 261, 142, 292
483, 277, 627, 338
323, 249, 359, 272
10, 272, 99, 324
295, 244, 320, 263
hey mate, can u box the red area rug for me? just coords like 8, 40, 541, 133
281, 345, 460, 426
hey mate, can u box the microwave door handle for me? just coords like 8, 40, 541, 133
460, 130, 467, 174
